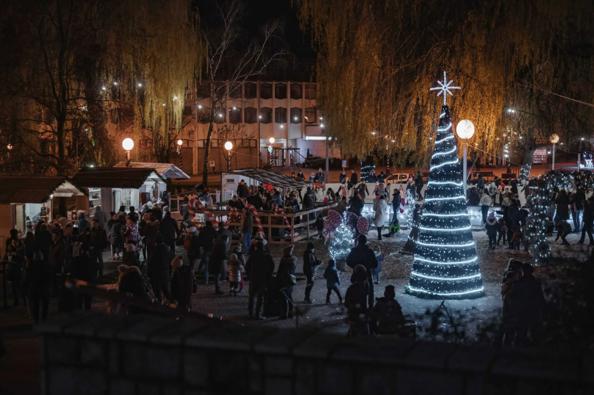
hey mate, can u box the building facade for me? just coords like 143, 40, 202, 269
172, 81, 339, 175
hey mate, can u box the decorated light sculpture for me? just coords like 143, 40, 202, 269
329, 212, 355, 261
406, 71, 484, 299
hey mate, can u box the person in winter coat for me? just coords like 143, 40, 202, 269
241, 209, 254, 254
25, 242, 52, 323
210, 233, 229, 295
385, 188, 401, 237
123, 217, 140, 266
245, 241, 275, 319
513, 263, 545, 345
345, 264, 371, 336
373, 195, 389, 240
111, 214, 125, 260
93, 206, 108, 231
198, 221, 216, 284
159, 211, 179, 253
370, 285, 405, 335
276, 245, 297, 318
579, 195, 594, 245
346, 235, 378, 308
4, 229, 25, 306
479, 189, 493, 224
170, 255, 193, 312
348, 193, 364, 216
323, 259, 342, 304
303, 242, 320, 304
554, 189, 570, 223
485, 212, 499, 249
227, 253, 243, 296
147, 235, 171, 303
89, 219, 108, 277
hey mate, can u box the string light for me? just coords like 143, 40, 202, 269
329, 213, 355, 260
406, 78, 483, 299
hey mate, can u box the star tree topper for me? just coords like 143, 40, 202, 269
430, 71, 461, 106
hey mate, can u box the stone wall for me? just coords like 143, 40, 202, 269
38, 312, 594, 395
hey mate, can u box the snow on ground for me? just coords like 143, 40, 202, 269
187, 227, 592, 339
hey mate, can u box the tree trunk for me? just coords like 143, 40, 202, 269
202, 115, 214, 186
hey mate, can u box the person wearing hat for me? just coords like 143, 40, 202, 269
485, 211, 499, 249
303, 242, 320, 304
346, 235, 378, 308
370, 285, 405, 335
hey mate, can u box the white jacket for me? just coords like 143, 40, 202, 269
479, 194, 492, 207
373, 199, 389, 227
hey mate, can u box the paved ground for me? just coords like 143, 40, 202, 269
0, 227, 591, 395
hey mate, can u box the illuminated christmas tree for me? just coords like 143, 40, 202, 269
406, 71, 484, 299
329, 213, 355, 261
525, 185, 551, 265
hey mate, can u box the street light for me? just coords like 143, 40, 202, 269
176, 138, 183, 154
550, 133, 559, 170
224, 140, 233, 171
456, 119, 475, 193
122, 137, 134, 163
268, 137, 275, 144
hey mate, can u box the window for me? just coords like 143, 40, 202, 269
244, 82, 257, 98
214, 108, 226, 123
259, 107, 272, 123
304, 83, 316, 99
229, 108, 242, 123
260, 83, 272, 99
198, 107, 211, 123
274, 83, 287, 99
197, 82, 210, 98
290, 108, 302, 123
275, 107, 287, 123
229, 82, 242, 98
290, 83, 302, 99
304, 107, 317, 123
244, 107, 257, 123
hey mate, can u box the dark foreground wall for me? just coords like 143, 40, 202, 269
38, 312, 593, 395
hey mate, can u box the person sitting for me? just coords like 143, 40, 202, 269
370, 285, 405, 335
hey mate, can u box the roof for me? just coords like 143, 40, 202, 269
72, 168, 165, 189
0, 176, 85, 204
114, 161, 190, 180
228, 168, 306, 189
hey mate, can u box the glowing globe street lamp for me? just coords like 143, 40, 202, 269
224, 140, 233, 171
456, 119, 475, 193
550, 133, 559, 170
122, 137, 134, 163
176, 138, 183, 154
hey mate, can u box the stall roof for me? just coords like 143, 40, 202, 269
114, 161, 190, 180
0, 176, 84, 204
228, 169, 306, 189
72, 168, 165, 189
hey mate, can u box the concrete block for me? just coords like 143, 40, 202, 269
396, 368, 464, 395
183, 351, 210, 387
265, 377, 292, 394
46, 335, 79, 365
265, 356, 293, 376
80, 339, 106, 367
318, 364, 354, 395
48, 366, 106, 395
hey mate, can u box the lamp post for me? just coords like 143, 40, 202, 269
578, 136, 585, 170
550, 133, 559, 170
224, 140, 233, 172
176, 138, 183, 155
456, 119, 475, 194
122, 137, 134, 164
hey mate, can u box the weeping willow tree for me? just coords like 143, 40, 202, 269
0, 0, 204, 174
298, 0, 594, 167
99, 0, 204, 163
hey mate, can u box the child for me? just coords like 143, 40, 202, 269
323, 259, 342, 304
372, 247, 384, 285
497, 218, 507, 246
315, 214, 324, 240
227, 253, 243, 296
485, 212, 499, 249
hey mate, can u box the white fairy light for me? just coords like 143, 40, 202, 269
431, 146, 457, 158
416, 240, 475, 248
437, 122, 452, 132
411, 272, 482, 281
429, 71, 461, 106
423, 212, 470, 218
415, 256, 478, 265
418, 225, 472, 232
424, 195, 466, 203
406, 286, 484, 297
430, 158, 459, 170
435, 135, 454, 144
427, 180, 463, 187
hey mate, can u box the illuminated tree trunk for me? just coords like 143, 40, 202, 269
406, 105, 484, 299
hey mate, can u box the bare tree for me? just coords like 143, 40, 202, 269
198, 0, 286, 185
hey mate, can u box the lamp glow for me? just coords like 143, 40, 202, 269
268, 137, 276, 144
456, 120, 475, 140
122, 138, 134, 151
549, 133, 560, 144
224, 141, 233, 151
176, 139, 183, 147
